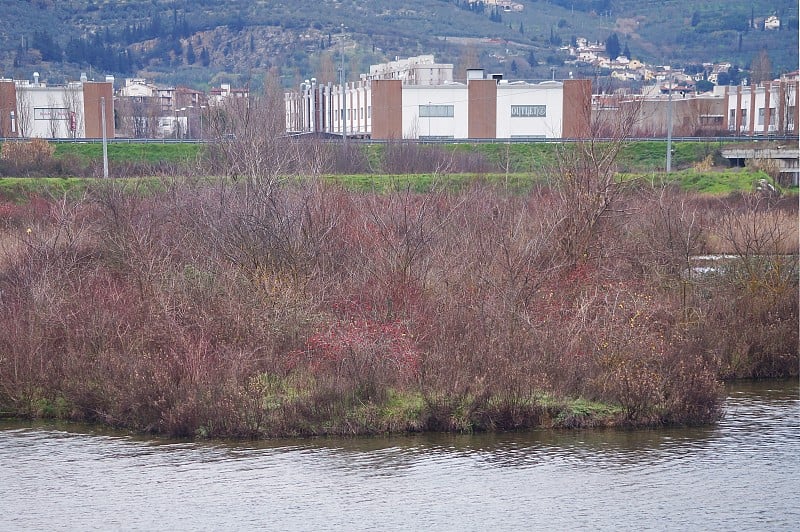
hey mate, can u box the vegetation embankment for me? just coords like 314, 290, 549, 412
0, 137, 796, 439
1, 138, 792, 196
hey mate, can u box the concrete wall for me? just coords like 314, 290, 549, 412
468, 80, 497, 139
401, 85, 469, 139
496, 81, 565, 138
0, 81, 17, 137
2, 80, 113, 139
82, 82, 114, 139
371, 80, 403, 139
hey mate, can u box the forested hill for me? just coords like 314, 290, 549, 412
0, 0, 796, 89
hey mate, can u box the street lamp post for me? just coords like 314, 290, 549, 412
340, 24, 347, 143
666, 75, 673, 173
428, 101, 431, 139
100, 96, 109, 178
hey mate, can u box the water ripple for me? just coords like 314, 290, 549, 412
1, 379, 798, 531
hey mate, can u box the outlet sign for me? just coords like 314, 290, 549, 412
34, 108, 70, 121
511, 105, 546, 118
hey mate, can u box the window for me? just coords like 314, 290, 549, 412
757, 108, 765, 126
419, 104, 454, 117
511, 105, 547, 118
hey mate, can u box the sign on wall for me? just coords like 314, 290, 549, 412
34, 108, 71, 121
511, 105, 547, 118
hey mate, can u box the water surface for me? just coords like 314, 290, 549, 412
2, 380, 797, 531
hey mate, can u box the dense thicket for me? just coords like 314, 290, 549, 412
0, 172, 795, 437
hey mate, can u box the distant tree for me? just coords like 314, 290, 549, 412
549, 27, 562, 46
750, 49, 773, 85
696, 80, 714, 93
458, 44, 480, 79
519, 22, 524, 34
200, 47, 210, 67
32, 30, 62, 62
691, 11, 700, 27
606, 33, 620, 60
622, 43, 631, 59
490, 7, 502, 23
510, 59, 518, 75
527, 50, 537, 66
318, 52, 336, 84
186, 43, 196, 65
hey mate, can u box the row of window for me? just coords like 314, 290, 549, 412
337, 107, 371, 121
418, 105, 548, 118
727, 107, 796, 130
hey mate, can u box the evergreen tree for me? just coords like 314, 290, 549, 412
200, 47, 210, 67
186, 43, 196, 65
605, 32, 620, 59
32, 30, 62, 62
527, 50, 537, 66
623, 43, 631, 59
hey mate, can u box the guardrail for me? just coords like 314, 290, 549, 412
0, 135, 797, 145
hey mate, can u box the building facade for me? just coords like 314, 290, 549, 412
0, 74, 113, 139
723, 80, 797, 136
286, 57, 591, 140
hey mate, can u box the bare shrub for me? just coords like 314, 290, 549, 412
380, 141, 490, 175
7, 171, 795, 436
0, 139, 56, 176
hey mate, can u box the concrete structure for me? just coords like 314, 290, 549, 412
723, 81, 798, 136
721, 146, 800, 186
367, 55, 454, 86
209, 84, 249, 106
594, 91, 727, 137
0, 73, 113, 139
286, 57, 591, 140
592, 79, 798, 138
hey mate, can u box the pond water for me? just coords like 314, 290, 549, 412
1, 379, 797, 531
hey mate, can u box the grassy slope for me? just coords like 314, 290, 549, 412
0, 140, 791, 197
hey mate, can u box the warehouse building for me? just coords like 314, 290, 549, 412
286, 56, 591, 140
0, 73, 114, 139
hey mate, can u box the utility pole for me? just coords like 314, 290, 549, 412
340, 24, 347, 144
666, 73, 673, 173
100, 96, 109, 178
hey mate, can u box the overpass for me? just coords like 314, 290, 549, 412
720, 145, 800, 186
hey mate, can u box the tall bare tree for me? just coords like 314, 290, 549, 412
750, 49, 773, 85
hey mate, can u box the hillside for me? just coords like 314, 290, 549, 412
0, 0, 796, 90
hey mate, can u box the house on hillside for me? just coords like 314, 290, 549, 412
764, 16, 780, 30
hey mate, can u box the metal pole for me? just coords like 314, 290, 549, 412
666, 74, 673, 173
100, 96, 109, 178
341, 24, 346, 143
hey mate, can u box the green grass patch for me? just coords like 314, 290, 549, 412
0, 177, 174, 202
52, 142, 204, 163
322, 172, 539, 193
